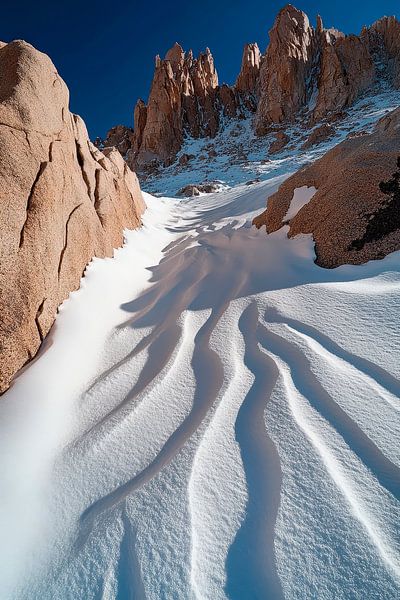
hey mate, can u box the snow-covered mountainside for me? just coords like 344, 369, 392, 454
1, 172, 400, 598
144, 84, 400, 197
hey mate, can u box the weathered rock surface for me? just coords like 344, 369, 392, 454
313, 31, 375, 122
177, 182, 223, 197
302, 124, 335, 149
269, 131, 290, 155
367, 17, 400, 87
104, 6, 400, 169
253, 107, 400, 267
107, 41, 261, 169
103, 124, 135, 155
0, 40, 145, 393
126, 43, 221, 169
255, 5, 317, 133
235, 43, 261, 110
255, 6, 377, 132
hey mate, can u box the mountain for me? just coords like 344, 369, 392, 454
1, 5, 400, 599
0, 40, 145, 393
100, 4, 400, 174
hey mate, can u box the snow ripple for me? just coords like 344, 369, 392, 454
0, 185, 400, 599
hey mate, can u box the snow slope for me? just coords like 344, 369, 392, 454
144, 84, 400, 197
1, 177, 400, 598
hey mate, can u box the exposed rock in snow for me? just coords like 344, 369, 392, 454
269, 131, 290, 154
177, 181, 224, 197
302, 124, 335, 149
254, 106, 400, 267
0, 40, 145, 393
102, 6, 400, 173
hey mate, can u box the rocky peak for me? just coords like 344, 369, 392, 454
367, 16, 400, 87
104, 6, 400, 171
313, 32, 375, 122
235, 43, 261, 96
165, 42, 185, 71
125, 43, 222, 168
255, 4, 317, 132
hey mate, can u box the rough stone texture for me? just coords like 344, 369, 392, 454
313, 33, 375, 122
103, 124, 135, 155
0, 40, 145, 393
103, 7, 400, 168
269, 131, 290, 155
235, 43, 261, 110
177, 182, 222, 197
219, 83, 238, 118
127, 43, 221, 169
253, 107, 400, 268
255, 5, 379, 132
302, 124, 335, 149
255, 5, 317, 133
368, 17, 400, 87
236, 43, 261, 94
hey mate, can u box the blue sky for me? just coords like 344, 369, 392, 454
2, 1, 399, 137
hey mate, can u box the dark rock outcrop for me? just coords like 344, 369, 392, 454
269, 131, 290, 154
0, 40, 145, 393
367, 17, 400, 87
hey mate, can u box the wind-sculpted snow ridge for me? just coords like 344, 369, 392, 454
0, 179, 400, 599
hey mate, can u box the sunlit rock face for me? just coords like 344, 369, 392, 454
254, 107, 400, 268
103, 5, 400, 170
0, 40, 145, 393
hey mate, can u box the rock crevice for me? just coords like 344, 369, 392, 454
0, 40, 145, 393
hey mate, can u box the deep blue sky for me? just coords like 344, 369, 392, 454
2, 1, 399, 138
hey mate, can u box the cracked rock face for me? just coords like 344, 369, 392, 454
103, 5, 400, 170
127, 43, 221, 168
255, 5, 317, 133
109, 42, 261, 170
367, 17, 400, 87
235, 42, 261, 110
313, 32, 375, 122
0, 40, 145, 393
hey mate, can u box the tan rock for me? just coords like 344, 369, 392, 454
130, 44, 220, 168
253, 107, 400, 268
0, 40, 145, 393
313, 34, 375, 121
302, 124, 335, 149
269, 131, 290, 154
255, 5, 317, 133
235, 43, 261, 110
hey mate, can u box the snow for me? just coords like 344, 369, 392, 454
283, 185, 317, 221
142, 84, 400, 197
0, 173, 399, 599
1, 84, 400, 598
